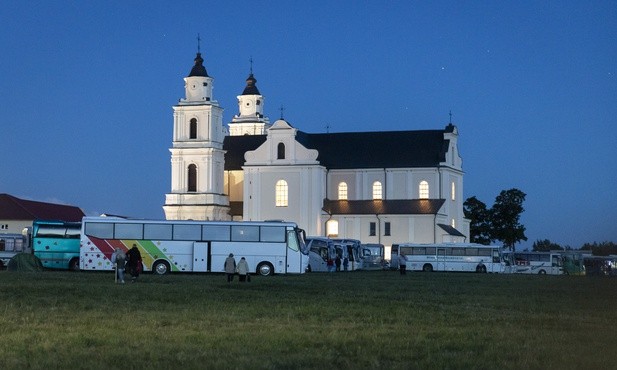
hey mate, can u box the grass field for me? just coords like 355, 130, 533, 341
0, 270, 614, 369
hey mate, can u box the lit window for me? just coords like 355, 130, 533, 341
372, 181, 382, 200
275, 180, 288, 207
419, 181, 429, 199
338, 182, 348, 200
190, 118, 197, 139
188, 164, 197, 192
451, 181, 456, 201
451, 219, 456, 228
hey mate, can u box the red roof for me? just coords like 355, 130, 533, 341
0, 194, 84, 222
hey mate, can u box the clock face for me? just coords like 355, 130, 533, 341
191, 84, 197, 90
245, 100, 253, 107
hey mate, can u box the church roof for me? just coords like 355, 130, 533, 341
188, 52, 209, 77
241, 74, 260, 95
323, 199, 445, 215
0, 193, 85, 222
223, 128, 450, 170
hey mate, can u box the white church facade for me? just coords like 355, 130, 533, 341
164, 51, 470, 248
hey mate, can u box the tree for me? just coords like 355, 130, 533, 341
532, 239, 563, 252
463, 196, 492, 245
491, 189, 527, 250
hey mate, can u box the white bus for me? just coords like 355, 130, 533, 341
79, 217, 309, 276
392, 243, 511, 273
361, 243, 386, 270
306, 237, 336, 272
332, 239, 363, 270
0, 231, 30, 269
513, 251, 564, 275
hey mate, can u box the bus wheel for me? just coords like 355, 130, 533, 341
476, 264, 487, 273
152, 261, 170, 275
538, 269, 546, 275
256, 262, 274, 276
422, 264, 433, 272
68, 258, 80, 271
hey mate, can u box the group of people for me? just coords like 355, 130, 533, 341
326, 255, 350, 272
224, 253, 251, 283
110, 244, 143, 283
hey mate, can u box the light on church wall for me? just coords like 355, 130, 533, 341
326, 219, 339, 237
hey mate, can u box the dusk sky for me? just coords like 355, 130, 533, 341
1, 1, 615, 250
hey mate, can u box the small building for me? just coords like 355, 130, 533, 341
0, 193, 84, 234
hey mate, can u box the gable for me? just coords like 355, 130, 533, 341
0, 194, 85, 221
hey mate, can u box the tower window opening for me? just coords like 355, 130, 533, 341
188, 164, 197, 192
277, 143, 285, 159
190, 118, 197, 139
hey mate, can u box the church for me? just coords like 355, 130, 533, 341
163, 51, 470, 250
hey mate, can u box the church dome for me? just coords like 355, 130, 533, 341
242, 73, 260, 95
188, 52, 209, 77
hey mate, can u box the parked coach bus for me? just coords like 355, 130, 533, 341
306, 237, 336, 272
32, 220, 81, 270
80, 217, 309, 276
392, 243, 512, 273
513, 251, 564, 275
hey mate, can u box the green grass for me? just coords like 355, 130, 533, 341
0, 270, 615, 369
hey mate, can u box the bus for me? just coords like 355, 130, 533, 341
332, 239, 363, 270
583, 255, 616, 277
80, 217, 309, 276
391, 243, 511, 273
32, 220, 82, 270
306, 237, 336, 272
513, 251, 563, 275
0, 232, 30, 268
361, 243, 386, 270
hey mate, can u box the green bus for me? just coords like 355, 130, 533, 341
32, 220, 81, 270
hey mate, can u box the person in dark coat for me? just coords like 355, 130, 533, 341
126, 244, 142, 282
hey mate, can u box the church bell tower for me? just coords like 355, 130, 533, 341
228, 62, 271, 136
163, 47, 231, 220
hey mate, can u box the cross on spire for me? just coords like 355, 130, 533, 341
197, 33, 201, 53
280, 104, 285, 119
449, 110, 453, 124
249, 56, 253, 74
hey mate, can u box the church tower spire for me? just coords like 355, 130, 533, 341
228, 59, 271, 136
163, 46, 230, 221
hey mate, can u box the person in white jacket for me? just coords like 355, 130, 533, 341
236, 257, 250, 282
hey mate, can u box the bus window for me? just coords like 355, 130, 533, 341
413, 247, 426, 255
173, 224, 201, 240
115, 223, 144, 239
85, 222, 113, 238
452, 248, 465, 256
145, 224, 173, 240
465, 248, 479, 256
287, 230, 299, 252
231, 225, 259, 242
261, 226, 285, 242
202, 225, 230, 241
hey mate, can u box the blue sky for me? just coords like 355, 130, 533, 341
1, 1, 615, 250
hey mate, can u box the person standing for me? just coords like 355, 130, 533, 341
111, 247, 126, 284
335, 255, 342, 272
398, 252, 407, 275
224, 253, 236, 283
236, 257, 250, 282
343, 256, 349, 272
126, 244, 142, 282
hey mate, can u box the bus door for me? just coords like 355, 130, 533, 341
192, 242, 209, 272
437, 248, 447, 271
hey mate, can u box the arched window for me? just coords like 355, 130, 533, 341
451, 181, 456, 201
419, 181, 429, 199
190, 118, 197, 139
188, 164, 197, 192
372, 181, 382, 200
277, 142, 285, 159
275, 180, 288, 207
338, 182, 348, 200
